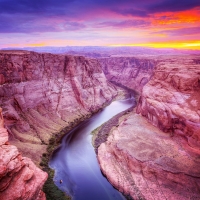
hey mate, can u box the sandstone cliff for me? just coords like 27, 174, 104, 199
0, 50, 117, 164
99, 57, 156, 93
97, 55, 200, 199
0, 108, 47, 200
100, 55, 200, 150
137, 55, 200, 149
98, 112, 200, 200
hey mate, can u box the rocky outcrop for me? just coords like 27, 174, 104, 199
0, 108, 47, 200
137, 55, 200, 149
99, 55, 200, 149
0, 50, 117, 164
97, 55, 200, 199
98, 112, 200, 200
99, 57, 156, 93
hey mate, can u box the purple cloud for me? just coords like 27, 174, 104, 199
1, 0, 199, 17
147, 0, 200, 13
96, 20, 150, 28
0, 0, 199, 33
0, 13, 86, 33
152, 27, 200, 36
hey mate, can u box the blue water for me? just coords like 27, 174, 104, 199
50, 96, 135, 200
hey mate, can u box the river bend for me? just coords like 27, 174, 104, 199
50, 96, 135, 200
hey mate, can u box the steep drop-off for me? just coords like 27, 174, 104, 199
0, 50, 118, 164
99, 57, 156, 92
97, 55, 200, 199
98, 112, 200, 200
137, 55, 200, 149
0, 108, 47, 200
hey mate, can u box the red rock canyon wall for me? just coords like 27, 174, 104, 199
0, 108, 47, 200
97, 55, 200, 200
99, 57, 156, 93
0, 50, 117, 164
137, 55, 200, 149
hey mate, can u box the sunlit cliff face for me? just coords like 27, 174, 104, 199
0, 0, 199, 50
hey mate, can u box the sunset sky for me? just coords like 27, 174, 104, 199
0, 0, 200, 49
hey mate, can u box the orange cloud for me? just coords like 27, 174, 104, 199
152, 7, 200, 25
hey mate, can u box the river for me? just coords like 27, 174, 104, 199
50, 96, 135, 200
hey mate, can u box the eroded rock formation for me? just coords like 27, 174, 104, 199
97, 55, 200, 199
99, 57, 156, 92
0, 50, 117, 164
137, 56, 200, 149
0, 51, 117, 163
98, 112, 200, 200
0, 107, 47, 200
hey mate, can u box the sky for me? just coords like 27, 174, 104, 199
0, 0, 200, 49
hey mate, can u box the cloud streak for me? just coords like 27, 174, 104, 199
152, 26, 200, 36
96, 20, 150, 28
0, 0, 199, 48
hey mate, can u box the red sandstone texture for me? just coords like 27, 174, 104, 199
97, 55, 200, 199
98, 112, 200, 200
99, 57, 156, 92
0, 108, 47, 200
137, 55, 200, 149
0, 50, 118, 164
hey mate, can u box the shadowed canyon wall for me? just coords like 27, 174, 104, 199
99, 57, 156, 93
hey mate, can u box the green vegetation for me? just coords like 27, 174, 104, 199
39, 115, 92, 200
91, 106, 135, 200
40, 132, 71, 200
39, 86, 134, 200
43, 169, 70, 200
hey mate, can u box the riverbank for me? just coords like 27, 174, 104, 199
40, 115, 88, 199
40, 104, 110, 199
91, 82, 139, 153
92, 105, 135, 154
95, 112, 200, 200
92, 108, 137, 200
40, 85, 130, 199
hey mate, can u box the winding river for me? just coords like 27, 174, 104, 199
50, 96, 135, 200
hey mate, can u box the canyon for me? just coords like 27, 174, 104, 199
137, 56, 200, 148
0, 50, 118, 164
0, 49, 200, 200
97, 55, 200, 199
0, 50, 119, 199
99, 56, 156, 93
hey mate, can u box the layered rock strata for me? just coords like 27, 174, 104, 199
137, 55, 200, 149
98, 112, 200, 200
97, 55, 200, 199
0, 108, 47, 200
99, 57, 156, 93
0, 50, 117, 164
